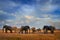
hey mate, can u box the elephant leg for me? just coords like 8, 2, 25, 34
26, 30, 28, 34
29, 29, 30, 34
33, 30, 35, 33
32, 30, 34, 33
19, 30, 22, 34
51, 30, 54, 34
22, 31, 23, 34
10, 30, 12, 33
25, 30, 26, 34
19, 30, 21, 33
5, 29, 7, 33
25, 30, 27, 34
32, 30, 35, 33
21, 30, 23, 34
46, 30, 48, 34
15, 30, 16, 33
44, 29, 47, 34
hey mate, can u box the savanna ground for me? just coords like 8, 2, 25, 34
0, 30, 60, 40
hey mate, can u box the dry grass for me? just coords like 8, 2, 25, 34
0, 30, 60, 40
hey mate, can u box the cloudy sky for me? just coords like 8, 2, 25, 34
0, 0, 60, 29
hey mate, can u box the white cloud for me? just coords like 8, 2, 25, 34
36, 0, 58, 13
52, 19, 60, 22
25, 15, 34, 19
0, 10, 7, 14
0, 0, 19, 9
0, 10, 17, 17
2, 13, 59, 29
6, 20, 13, 22
0, 0, 60, 29
20, 5, 35, 16
40, 5, 58, 12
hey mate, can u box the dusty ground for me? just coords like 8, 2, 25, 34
0, 30, 60, 40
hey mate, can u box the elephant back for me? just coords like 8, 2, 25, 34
3, 25, 12, 30
43, 25, 48, 30
21, 26, 30, 30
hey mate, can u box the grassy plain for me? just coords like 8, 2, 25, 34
0, 30, 60, 40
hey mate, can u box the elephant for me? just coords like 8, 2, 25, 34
43, 25, 55, 34
19, 26, 30, 34
31, 27, 36, 33
37, 28, 41, 32
3, 25, 12, 33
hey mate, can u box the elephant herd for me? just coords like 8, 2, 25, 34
2, 25, 55, 34
3, 25, 30, 34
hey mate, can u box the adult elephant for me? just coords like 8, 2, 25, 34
20, 26, 30, 34
43, 25, 55, 34
3, 25, 12, 33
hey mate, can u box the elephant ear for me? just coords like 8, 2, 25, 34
43, 26, 46, 30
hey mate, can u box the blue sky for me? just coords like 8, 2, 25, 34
0, 0, 60, 29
